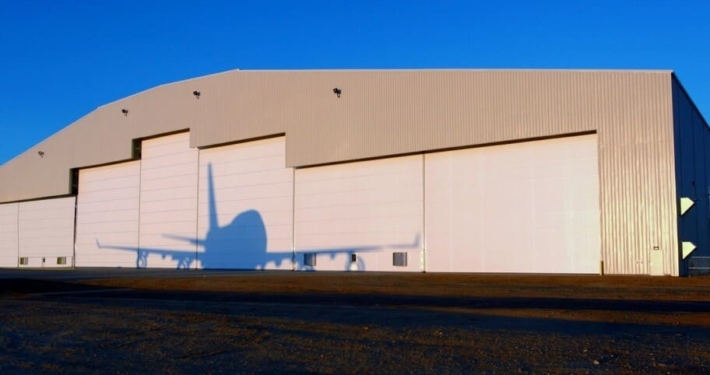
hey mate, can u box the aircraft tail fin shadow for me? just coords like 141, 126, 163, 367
207, 163, 219, 232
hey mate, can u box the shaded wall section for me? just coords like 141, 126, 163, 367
673, 76, 710, 276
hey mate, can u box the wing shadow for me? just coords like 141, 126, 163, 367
97, 163, 420, 270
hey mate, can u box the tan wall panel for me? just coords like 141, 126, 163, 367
75, 161, 141, 268
0, 203, 19, 267
673, 77, 710, 276
294, 155, 423, 272
197, 137, 294, 270
596, 74, 677, 275
18, 197, 76, 267
138, 133, 199, 269
1, 70, 671, 201
425, 135, 600, 274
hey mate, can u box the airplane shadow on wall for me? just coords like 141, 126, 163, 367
97, 163, 420, 271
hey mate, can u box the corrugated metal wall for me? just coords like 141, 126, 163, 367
197, 137, 294, 270
0, 69, 680, 275
0, 203, 19, 267
294, 155, 423, 272
597, 74, 677, 276
75, 161, 141, 268
18, 197, 76, 267
673, 76, 710, 276
0, 70, 672, 198
424, 134, 600, 274
138, 133, 199, 268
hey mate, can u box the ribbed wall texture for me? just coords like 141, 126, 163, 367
18, 197, 76, 267
595, 73, 677, 275
0, 203, 19, 267
75, 161, 141, 267
138, 133, 199, 268
673, 76, 710, 276
424, 135, 600, 274
0, 69, 679, 275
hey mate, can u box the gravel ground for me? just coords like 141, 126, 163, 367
1, 271, 710, 374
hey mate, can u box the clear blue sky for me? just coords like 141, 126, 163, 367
1, 0, 708, 165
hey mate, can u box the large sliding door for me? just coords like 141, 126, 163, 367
294, 155, 423, 272
425, 134, 601, 273
196, 137, 293, 270
75, 161, 140, 267
138, 132, 199, 269
18, 197, 75, 268
0, 203, 18, 267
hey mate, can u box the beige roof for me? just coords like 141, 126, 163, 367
1, 68, 674, 204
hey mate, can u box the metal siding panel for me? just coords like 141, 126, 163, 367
294, 155, 423, 272
705, 123, 710, 272
1, 70, 669, 200
692, 109, 709, 274
18, 197, 76, 267
138, 133, 199, 269
75, 161, 141, 267
425, 135, 600, 273
674, 76, 710, 276
196, 137, 294, 270
674, 81, 687, 275
282, 71, 656, 168
0, 203, 19, 267
597, 74, 676, 275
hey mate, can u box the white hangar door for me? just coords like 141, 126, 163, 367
0, 203, 19, 267
75, 161, 140, 267
425, 134, 601, 274
197, 137, 293, 270
139, 132, 199, 269
295, 155, 423, 272
18, 197, 76, 268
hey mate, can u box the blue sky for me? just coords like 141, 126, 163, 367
1, 0, 708, 165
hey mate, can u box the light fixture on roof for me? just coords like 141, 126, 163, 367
38, 151, 44, 158
332, 87, 342, 98
193, 91, 201, 99
121, 109, 129, 116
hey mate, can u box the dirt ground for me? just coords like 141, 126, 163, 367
2, 271, 710, 374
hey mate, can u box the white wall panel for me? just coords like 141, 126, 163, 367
197, 137, 293, 270
0, 203, 19, 267
295, 156, 423, 272
139, 132, 198, 269
425, 134, 600, 273
18, 197, 75, 267
75, 161, 140, 267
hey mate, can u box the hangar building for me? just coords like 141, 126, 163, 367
0, 69, 708, 276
